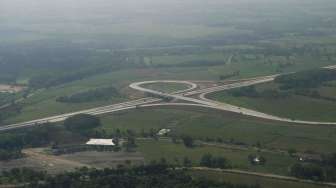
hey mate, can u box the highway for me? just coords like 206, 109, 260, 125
0, 98, 161, 131
1, 76, 278, 131
1, 65, 336, 131
130, 77, 336, 125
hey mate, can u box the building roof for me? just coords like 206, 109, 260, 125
86, 139, 115, 146
157, 129, 171, 136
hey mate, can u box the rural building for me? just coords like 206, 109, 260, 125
157, 129, 171, 136
86, 139, 115, 146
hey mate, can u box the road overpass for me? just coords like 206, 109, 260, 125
1, 65, 336, 132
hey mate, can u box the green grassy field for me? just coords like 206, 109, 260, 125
136, 139, 296, 176
5, 60, 335, 125
99, 106, 336, 153
208, 82, 336, 122
142, 82, 190, 93
189, 170, 334, 188
147, 52, 228, 66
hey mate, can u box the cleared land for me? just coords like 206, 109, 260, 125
0, 148, 144, 174
0, 85, 25, 93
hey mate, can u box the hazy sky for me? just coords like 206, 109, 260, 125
1, 0, 335, 42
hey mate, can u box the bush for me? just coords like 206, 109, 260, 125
200, 154, 231, 169
291, 163, 325, 181
182, 135, 194, 148
0, 149, 23, 161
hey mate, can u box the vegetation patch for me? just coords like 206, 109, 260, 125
56, 86, 121, 103
64, 114, 102, 136
190, 170, 332, 188
209, 69, 336, 122
0, 164, 260, 188
142, 83, 190, 93
99, 107, 336, 153
275, 69, 336, 89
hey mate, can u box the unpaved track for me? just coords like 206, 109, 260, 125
190, 167, 336, 187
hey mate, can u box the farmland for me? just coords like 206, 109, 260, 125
99, 106, 336, 153
2, 0, 336, 187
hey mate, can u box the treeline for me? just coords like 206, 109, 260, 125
0, 104, 22, 124
29, 65, 115, 89
0, 114, 107, 161
0, 149, 22, 161
219, 71, 240, 80
275, 69, 336, 90
0, 125, 55, 161
0, 42, 132, 88
151, 60, 227, 68
294, 88, 336, 102
0, 93, 14, 106
56, 86, 120, 103
0, 164, 260, 188
200, 153, 231, 169
0, 122, 81, 161
291, 153, 336, 182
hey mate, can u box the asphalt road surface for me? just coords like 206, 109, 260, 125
1, 65, 336, 131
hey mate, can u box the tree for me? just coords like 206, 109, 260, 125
291, 163, 325, 181
200, 154, 231, 169
288, 148, 297, 156
183, 157, 192, 167
182, 135, 194, 148
171, 135, 179, 144
200, 154, 213, 167
214, 156, 231, 169
125, 136, 137, 152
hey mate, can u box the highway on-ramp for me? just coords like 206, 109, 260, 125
130, 77, 336, 126
1, 65, 336, 131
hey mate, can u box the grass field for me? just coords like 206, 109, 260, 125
147, 52, 228, 66
1, 41, 335, 125
99, 106, 336, 153
142, 82, 190, 93
208, 82, 336, 122
136, 139, 296, 176
5, 60, 335, 125
189, 170, 334, 188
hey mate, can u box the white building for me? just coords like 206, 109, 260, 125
86, 139, 115, 146
157, 129, 171, 136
